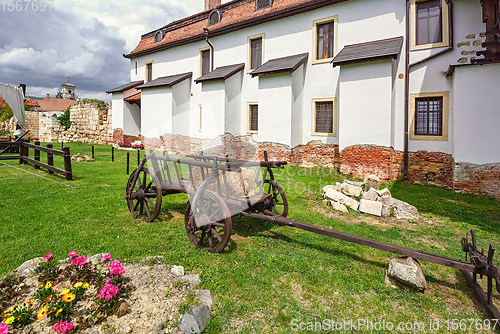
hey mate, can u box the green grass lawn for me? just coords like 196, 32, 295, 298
1, 142, 499, 333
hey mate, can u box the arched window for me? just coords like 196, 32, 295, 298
255, 0, 272, 10
154, 30, 164, 43
208, 9, 222, 26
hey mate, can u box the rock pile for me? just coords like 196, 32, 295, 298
322, 175, 419, 220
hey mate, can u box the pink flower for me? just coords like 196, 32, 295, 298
44, 253, 54, 261
0, 323, 8, 334
52, 321, 73, 334
105, 278, 112, 284
71, 255, 87, 267
108, 260, 125, 277
98, 284, 119, 301
100, 254, 111, 263
68, 251, 78, 258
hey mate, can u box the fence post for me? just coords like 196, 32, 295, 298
19, 139, 24, 165
47, 143, 54, 175
112, 146, 114, 162
61, 141, 64, 150
34, 141, 40, 170
22, 139, 28, 165
137, 149, 140, 166
92, 145, 95, 160
127, 152, 130, 175
62, 146, 73, 181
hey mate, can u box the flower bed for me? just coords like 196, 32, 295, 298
117, 143, 144, 150
1, 252, 132, 333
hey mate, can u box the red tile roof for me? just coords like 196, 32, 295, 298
37, 97, 77, 112
126, 0, 348, 58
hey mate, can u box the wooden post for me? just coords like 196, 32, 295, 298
92, 145, 95, 160
126, 152, 130, 175
62, 146, 73, 181
137, 149, 140, 166
112, 146, 114, 162
47, 143, 54, 174
34, 141, 41, 170
61, 141, 64, 150
23, 139, 29, 165
19, 139, 24, 165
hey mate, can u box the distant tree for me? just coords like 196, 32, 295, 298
57, 106, 71, 130
0, 103, 13, 122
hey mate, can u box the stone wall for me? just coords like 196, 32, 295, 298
59, 102, 112, 145
136, 134, 499, 199
454, 162, 500, 199
25, 112, 40, 140
39, 111, 64, 142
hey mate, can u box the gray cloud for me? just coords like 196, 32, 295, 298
0, 1, 189, 101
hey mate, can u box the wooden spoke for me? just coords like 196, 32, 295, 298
263, 180, 289, 218
184, 190, 232, 253
126, 168, 162, 222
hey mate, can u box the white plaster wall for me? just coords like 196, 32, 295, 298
141, 87, 172, 139
172, 79, 191, 136
452, 64, 500, 164
225, 72, 242, 135
338, 60, 393, 151
127, 0, 406, 147
291, 65, 304, 148
258, 73, 292, 146
123, 102, 141, 136
111, 93, 124, 130
198, 81, 225, 139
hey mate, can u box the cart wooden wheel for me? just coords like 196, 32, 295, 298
184, 190, 232, 253
263, 179, 288, 217
126, 167, 162, 222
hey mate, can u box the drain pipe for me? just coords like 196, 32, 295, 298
404, 0, 410, 181
203, 28, 214, 72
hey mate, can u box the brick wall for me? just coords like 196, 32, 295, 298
339, 145, 394, 181
408, 151, 454, 188
454, 162, 500, 199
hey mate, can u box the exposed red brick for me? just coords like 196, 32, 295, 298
407, 151, 454, 188
205, 0, 221, 11
113, 128, 124, 144
340, 145, 394, 181
454, 162, 500, 199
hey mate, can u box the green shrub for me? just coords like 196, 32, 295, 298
80, 98, 108, 110
0, 129, 10, 137
57, 107, 71, 130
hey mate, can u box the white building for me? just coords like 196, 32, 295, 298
108, 0, 500, 198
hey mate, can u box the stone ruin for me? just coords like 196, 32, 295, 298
322, 175, 419, 220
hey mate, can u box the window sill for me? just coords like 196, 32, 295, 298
247, 130, 258, 134
312, 57, 334, 65
410, 41, 449, 51
312, 132, 336, 137
409, 135, 448, 141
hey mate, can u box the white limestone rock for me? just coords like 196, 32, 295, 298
14, 257, 44, 277
177, 304, 210, 334
341, 183, 363, 198
364, 175, 381, 191
387, 257, 427, 291
362, 188, 379, 202
324, 188, 346, 202
181, 274, 202, 286
342, 196, 360, 211
193, 290, 213, 309
381, 204, 392, 217
376, 188, 392, 197
359, 199, 382, 216
331, 201, 349, 213
377, 195, 394, 206
171, 265, 185, 277
392, 198, 418, 220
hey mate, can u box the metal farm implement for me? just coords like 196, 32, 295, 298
125, 152, 500, 318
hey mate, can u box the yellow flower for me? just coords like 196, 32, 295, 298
37, 306, 48, 319
60, 289, 70, 296
74, 282, 83, 288
45, 282, 52, 289
44, 295, 53, 304
63, 293, 75, 303
3, 305, 15, 313
5, 316, 14, 324
83, 283, 89, 289
16, 315, 21, 319
56, 309, 63, 316
27, 299, 33, 305
26, 308, 31, 312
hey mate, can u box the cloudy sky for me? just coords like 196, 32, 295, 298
0, 0, 208, 102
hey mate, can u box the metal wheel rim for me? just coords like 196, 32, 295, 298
264, 179, 288, 218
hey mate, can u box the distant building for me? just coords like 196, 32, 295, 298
56, 78, 77, 100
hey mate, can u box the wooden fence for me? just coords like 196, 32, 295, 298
0, 139, 73, 180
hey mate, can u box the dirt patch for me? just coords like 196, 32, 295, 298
232, 234, 252, 245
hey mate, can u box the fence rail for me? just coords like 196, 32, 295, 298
0, 139, 72, 180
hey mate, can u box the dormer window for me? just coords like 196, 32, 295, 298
256, 0, 272, 10
208, 9, 222, 26
154, 30, 164, 43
